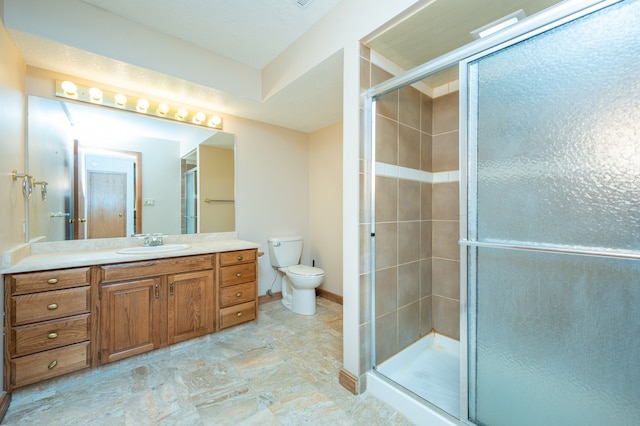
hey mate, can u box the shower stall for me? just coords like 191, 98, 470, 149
365, 0, 640, 424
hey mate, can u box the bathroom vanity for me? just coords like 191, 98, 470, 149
2, 235, 259, 391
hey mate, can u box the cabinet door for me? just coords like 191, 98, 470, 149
100, 278, 162, 364
167, 270, 214, 345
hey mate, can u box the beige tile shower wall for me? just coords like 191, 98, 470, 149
370, 62, 435, 364
432, 92, 460, 340
359, 42, 461, 368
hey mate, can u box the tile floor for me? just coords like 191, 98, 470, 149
2, 298, 412, 425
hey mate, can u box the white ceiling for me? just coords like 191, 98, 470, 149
4, 0, 564, 135
78, 0, 343, 70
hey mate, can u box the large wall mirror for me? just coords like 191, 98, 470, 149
27, 95, 236, 243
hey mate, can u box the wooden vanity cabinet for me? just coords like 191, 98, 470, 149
217, 249, 258, 329
4, 248, 258, 390
4, 267, 94, 391
99, 255, 215, 364
99, 277, 162, 363
167, 270, 214, 345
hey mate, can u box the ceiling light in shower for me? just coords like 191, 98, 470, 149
294, 0, 313, 9
470, 9, 526, 39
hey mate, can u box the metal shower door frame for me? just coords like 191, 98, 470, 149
365, 0, 615, 422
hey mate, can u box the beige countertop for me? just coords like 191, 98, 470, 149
2, 232, 261, 274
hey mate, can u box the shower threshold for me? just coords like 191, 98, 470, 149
376, 332, 460, 418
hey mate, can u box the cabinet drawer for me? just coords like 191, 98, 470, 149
219, 301, 256, 329
101, 254, 214, 283
12, 287, 91, 326
10, 267, 91, 295
220, 282, 256, 308
12, 314, 91, 357
9, 342, 90, 389
220, 263, 256, 287
219, 250, 256, 266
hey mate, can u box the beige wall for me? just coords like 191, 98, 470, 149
309, 122, 343, 297
0, 14, 26, 252
0, 9, 26, 395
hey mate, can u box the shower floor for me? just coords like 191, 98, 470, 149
376, 333, 460, 418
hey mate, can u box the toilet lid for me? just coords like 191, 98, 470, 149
288, 265, 324, 276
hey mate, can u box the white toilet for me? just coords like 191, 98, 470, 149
268, 235, 325, 315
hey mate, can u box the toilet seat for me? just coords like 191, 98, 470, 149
287, 265, 324, 277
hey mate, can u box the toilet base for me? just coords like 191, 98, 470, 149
281, 279, 317, 315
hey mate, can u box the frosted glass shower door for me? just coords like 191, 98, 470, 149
463, 1, 640, 425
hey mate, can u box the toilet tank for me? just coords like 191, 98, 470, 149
268, 235, 303, 268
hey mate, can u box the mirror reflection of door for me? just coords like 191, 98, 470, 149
87, 171, 127, 238
82, 151, 139, 239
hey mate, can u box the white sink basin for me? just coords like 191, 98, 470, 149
116, 244, 191, 255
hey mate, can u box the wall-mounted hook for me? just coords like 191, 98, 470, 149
11, 170, 33, 199
33, 179, 48, 201
11, 170, 29, 181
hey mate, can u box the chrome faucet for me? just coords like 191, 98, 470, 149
137, 233, 164, 247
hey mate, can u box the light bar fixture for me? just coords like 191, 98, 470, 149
470, 9, 526, 40
55, 80, 224, 130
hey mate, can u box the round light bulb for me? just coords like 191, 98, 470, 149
114, 93, 127, 108
208, 115, 222, 127
193, 112, 206, 124
89, 87, 103, 103
61, 81, 77, 97
176, 108, 188, 121
157, 103, 170, 116
137, 98, 149, 113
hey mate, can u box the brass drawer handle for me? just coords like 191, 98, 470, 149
236, 312, 243, 317
47, 278, 58, 284
48, 332, 58, 339
47, 303, 58, 310
236, 255, 243, 261
235, 292, 242, 297
48, 360, 58, 369
236, 272, 242, 277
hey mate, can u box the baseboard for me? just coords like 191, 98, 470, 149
258, 289, 343, 305
339, 368, 359, 394
0, 392, 11, 423
316, 288, 343, 305
258, 291, 282, 305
